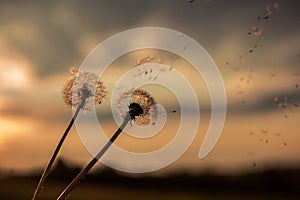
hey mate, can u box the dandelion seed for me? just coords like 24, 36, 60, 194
273, 3, 280, 12
249, 131, 263, 142
63, 67, 106, 111
273, 132, 281, 137
237, 91, 244, 95
239, 55, 245, 62
230, 3, 277, 78
260, 129, 269, 143
283, 97, 288, 108
292, 72, 300, 76
274, 96, 294, 118
250, 26, 263, 37
248, 131, 255, 136
271, 70, 278, 78
273, 132, 287, 146
261, 128, 268, 134
247, 152, 255, 156
177, 33, 184, 38
172, 54, 179, 60
247, 152, 257, 167
265, 4, 272, 18
134, 55, 156, 67
133, 56, 164, 81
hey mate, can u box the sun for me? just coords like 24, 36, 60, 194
0, 57, 32, 91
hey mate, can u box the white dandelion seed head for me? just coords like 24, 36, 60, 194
116, 88, 157, 126
62, 67, 106, 111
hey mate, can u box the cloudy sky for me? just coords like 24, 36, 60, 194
0, 0, 299, 174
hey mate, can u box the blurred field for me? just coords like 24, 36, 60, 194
1, 159, 300, 200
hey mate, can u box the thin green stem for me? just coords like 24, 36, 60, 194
56, 114, 131, 200
32, 105, 82, 200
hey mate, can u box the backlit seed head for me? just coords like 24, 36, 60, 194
63, 67, 106, 111
117, 88, 156, 126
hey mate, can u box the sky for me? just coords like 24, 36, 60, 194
0, 0, 299, 175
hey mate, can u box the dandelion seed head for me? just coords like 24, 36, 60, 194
62, 67, 106, 111
117, 88, 157, 126
129, 88, 156, 126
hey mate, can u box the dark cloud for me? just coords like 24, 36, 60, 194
228, 88, 300, 115
0, 0, 299, 77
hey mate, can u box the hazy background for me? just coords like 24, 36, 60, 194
0, 0, 299, 178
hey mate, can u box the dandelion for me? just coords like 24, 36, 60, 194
56, 88, 156, 200
117, 88, 157, 126
32, 67, 106, 200
63, 67, 106, 111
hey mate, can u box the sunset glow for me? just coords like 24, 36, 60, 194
0, 0, 299, 176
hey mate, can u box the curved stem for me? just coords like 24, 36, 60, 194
32, 105, 82, 200
56, 114, 131, 200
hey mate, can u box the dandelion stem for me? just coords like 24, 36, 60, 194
56, 114, 131, 200
32, 104, 82, 200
